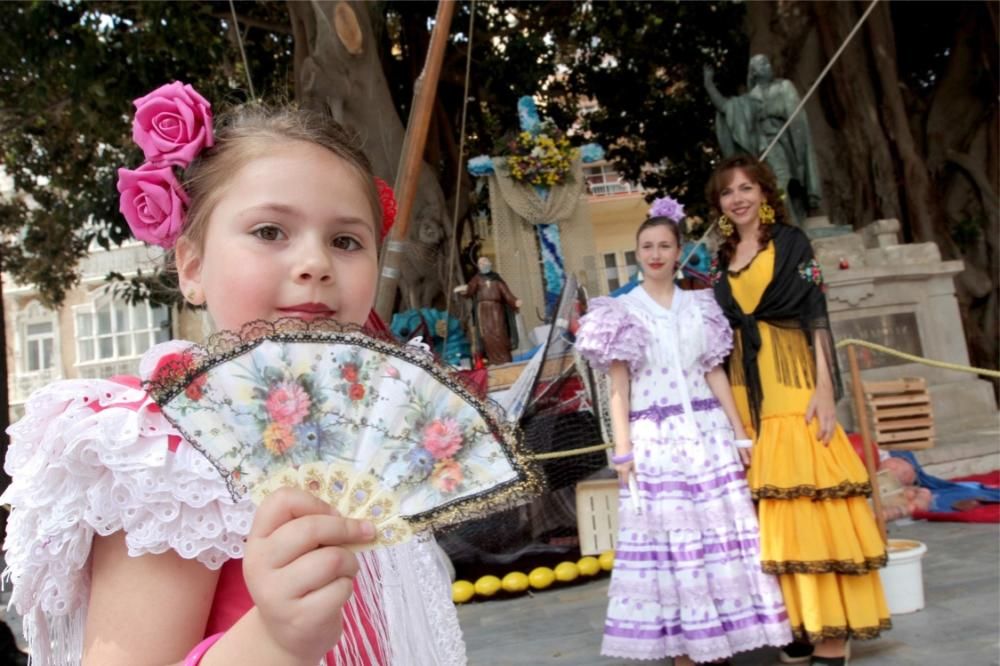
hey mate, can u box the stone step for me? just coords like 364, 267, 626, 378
914, 411, 1000, 478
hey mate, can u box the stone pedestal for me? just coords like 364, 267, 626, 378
813, 219, 996, 429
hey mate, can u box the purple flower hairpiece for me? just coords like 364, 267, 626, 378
648, 195, 685, 223
117, 81, 214, 249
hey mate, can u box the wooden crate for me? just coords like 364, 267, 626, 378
575, 478, 620, 556
862, 377, 935, 450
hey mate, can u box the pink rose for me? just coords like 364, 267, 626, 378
117, 163, 189, 248
348, 383, 366, 401
431, 460, 463, 494
132, 81, 214, 167
266, 381, 312, 426
422, 418, 464, 460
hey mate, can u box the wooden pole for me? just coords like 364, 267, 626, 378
374, 0, 456, 321
847, 343, 888, 544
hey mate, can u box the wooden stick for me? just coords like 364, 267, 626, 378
847, 343, 888, 544
374, 0, 456, 321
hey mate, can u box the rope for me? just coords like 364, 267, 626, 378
760, 0, 880, 161
528, 338, 999, 462
228, 0, 257, 101
679, 0, 880, 274
444, 0, 476, 352
836, 338, 1000, 378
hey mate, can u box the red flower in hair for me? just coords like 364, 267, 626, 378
375, 177, 397, 240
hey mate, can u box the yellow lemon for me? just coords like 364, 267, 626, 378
452, 580, 475, 604
501, 571, 530, 593
554, 561, 579, 583
598, 549, 615, 571
577, 556, 601, 576
473, 575, 502, 597
528, 566, 555, 590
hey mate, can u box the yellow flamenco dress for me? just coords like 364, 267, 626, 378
728, 242, 891, 643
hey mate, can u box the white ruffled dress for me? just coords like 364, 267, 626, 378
1, 341, 467, 666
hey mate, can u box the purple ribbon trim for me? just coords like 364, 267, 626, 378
630, 398, 721, 423
614, 537, 760, 563
605, 610, 790, 641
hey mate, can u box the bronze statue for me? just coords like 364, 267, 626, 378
454, 256, 522, 365
704, 55, 823, 224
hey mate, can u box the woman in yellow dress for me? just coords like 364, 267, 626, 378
707, 155, 890, 666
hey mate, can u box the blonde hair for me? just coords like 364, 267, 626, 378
180, 104, 382, 251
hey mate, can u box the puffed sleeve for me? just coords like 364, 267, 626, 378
693, 289, 733, 372
0, 341, 255, 664
574, 296, 650, 373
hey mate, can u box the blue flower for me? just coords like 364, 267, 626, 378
580, 143, 605, 163
467, 155, 495, 177
404, 447, 436, 482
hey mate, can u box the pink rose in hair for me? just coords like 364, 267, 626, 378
116, 163, 189, 248
132, 81, 214, 167
421, 418, 464, 460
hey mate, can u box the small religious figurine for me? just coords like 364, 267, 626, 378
454, 256, 522, 365
704, 54, 823, 224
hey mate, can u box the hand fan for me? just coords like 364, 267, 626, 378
145, 319, 541, 550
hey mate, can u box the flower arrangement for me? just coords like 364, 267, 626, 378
505, 121, 577, 188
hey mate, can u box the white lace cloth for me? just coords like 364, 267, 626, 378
2, 341, 466, 666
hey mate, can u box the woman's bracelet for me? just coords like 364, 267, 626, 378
610, 451, 634, 465
732, 438, 753, 449
184, 633, 225, 666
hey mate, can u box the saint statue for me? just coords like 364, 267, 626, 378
704, 54, 823, 224
454, 256, 522, 365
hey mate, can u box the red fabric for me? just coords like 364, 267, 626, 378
846, 432, 879, 466
208, 560, 385, 665
456, 368, 488, 399
911, 503, 1000, 523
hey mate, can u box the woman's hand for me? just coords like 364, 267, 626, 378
805, 382, 838, 445
736, 446, 752, 467
613, 458, 634, 485
243, 488, 375, 664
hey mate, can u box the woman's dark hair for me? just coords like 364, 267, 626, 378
705, 154, 788, 267
635, 216, 683, 246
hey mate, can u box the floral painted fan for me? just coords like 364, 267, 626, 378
145, 319, 541, 550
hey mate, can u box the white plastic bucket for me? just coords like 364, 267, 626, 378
880, 539, 928, 614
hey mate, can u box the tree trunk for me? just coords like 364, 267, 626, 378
745, 0, 999, 385
286, 0, 456, 312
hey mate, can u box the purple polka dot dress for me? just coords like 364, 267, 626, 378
576, 287, 791, 663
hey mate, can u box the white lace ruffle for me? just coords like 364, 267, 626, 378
1, 374, 254, 634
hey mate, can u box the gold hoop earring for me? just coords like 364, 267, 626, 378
759, 202, 775, 225
717, 215, 734, 237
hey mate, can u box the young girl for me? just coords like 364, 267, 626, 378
1, 83, 466, 666
708, 155, 890, 666
575, 214, 791, 665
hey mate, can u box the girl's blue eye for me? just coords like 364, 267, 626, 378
253, 225, 284, 241
333, 236, 362, 251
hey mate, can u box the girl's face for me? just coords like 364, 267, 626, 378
636, 224, 680, 281
177, 140, 378, 331
718, 168, 765, 230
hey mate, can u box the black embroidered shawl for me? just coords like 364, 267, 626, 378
713, 224, 842, 431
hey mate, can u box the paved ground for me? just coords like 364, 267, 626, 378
457, 519, 1000, 665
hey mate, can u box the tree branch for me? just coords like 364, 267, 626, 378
212, 10, 292, 35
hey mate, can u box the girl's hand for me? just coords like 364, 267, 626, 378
737, 446, 752, 467
243, 488, 375, 664
805, 382, 838, 445
613, 459, 634, 486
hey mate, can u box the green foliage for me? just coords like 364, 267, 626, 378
1, 0, 746, 306
0, 1, 290, 306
